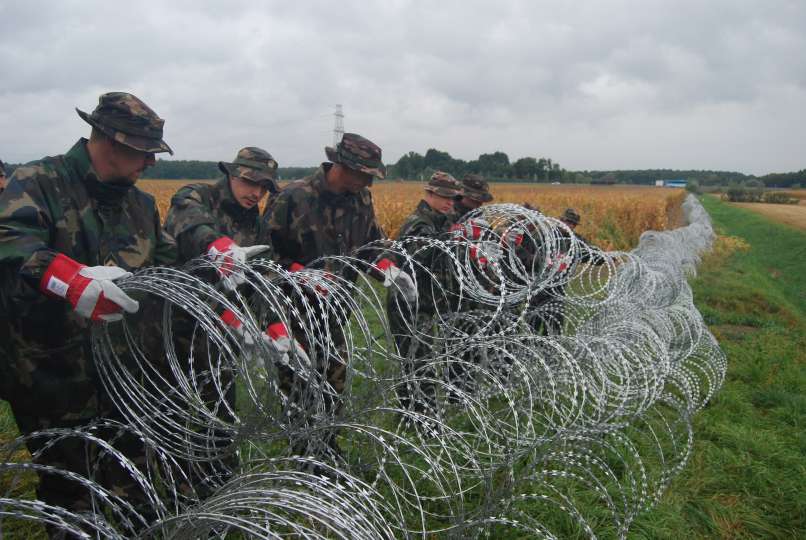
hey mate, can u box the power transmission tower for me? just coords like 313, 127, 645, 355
333, 104, 344, 147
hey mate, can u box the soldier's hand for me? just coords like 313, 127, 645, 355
289, 262, 336, 298
220, 308, 255, 347
207, 237, 271, 291
374, 258, 417, 303
449, 218, 491, 241
470, 241, 503, 269
502, 225, 526, 248
40, 254, 139, 322
263, 322, 312, 373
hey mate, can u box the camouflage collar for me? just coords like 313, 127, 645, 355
65, 138, 98, 183
416, 199, 452, 227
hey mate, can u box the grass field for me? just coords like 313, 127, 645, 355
627, 195, 806, 538
138, 179, 686, 251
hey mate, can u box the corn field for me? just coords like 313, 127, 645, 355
139, 179, 686, 251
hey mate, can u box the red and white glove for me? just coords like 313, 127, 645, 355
207, 237, 271, 291
502, 225, 526, 248
220, 308, 256, 346
469, 241, 503, 270
40, 254, 139, 322
546, 252, 573, 272
288, 262, 336, 298
264, 322, 311, 371
449, 218, 490, 241
374, 258, 417, 303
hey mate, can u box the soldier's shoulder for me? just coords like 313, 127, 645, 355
172, 181, 213, 202
10, 155, 66, 184
279, 178, 316, 202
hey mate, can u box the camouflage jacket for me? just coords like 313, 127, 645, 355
164, 177, 264, 264
393, 200, 457, 312
261, 163, 386, 280
453, 199, 475, 221
0, 138, 177, 417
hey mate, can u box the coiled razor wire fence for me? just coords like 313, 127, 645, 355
0, 194, 726, 539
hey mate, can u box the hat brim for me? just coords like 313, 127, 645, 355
464, 190, 494, 203
325, 146, 386, 179
220, 162, 279, 192
77, 108, 173, 155
425, 185, 462, 198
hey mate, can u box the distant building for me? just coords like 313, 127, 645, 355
657, 179, 687, 188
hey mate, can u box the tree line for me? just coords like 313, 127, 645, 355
2, 154, 803, 187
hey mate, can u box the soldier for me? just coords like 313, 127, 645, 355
528, 208, 604, 335
0, 160, 7, 193
261, 132, 416, 457
387, 171, 462, 420
0, 92, 176, 534
163, 147, 291, 495
454, 173, 493, 219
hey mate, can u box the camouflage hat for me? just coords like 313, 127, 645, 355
425, 171, 462, 198
219, 147, 279, 192
76, 92, 173, 155
561, 208, 581, 225
325, 133, 385, 179
460, 173, 493, 202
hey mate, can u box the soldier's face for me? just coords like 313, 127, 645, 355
230, 176, 268, 209
0, 172, 6, 192
330, 164, 373, 194
425, 192, 455, 215
107, 142, 156, 185
461, 197, 483, 210
562, 219, 578, 230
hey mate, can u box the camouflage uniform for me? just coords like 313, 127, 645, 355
387, 172, 461, 414
162, 147, 278, 494
261, 133, 386, 424
164, 147, 278, 264
0, 93, 175, 526
454, 173, 493, 220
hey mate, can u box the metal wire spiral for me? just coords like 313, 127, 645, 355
0, 195, 725, 539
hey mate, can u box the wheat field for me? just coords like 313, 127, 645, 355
139, 179, 686, 251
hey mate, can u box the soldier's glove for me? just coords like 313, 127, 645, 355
449, 218, 491, 241
220, 309, 255, 347
373, 258, 417, 303
502, 225, 526, 248
40, 253, 139, 322
207, 236, 271, 291
263, 322, 312, 373
289, 262, 336, 298
470, 241, 503, 270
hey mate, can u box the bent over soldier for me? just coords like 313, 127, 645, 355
163, 147, 280, 495
0, 92, 176, 536
387, 172, 462, 419
261, 133, 416, 458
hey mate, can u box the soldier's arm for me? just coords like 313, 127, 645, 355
264, 191, 305, 269
153, 207, 179, 267
164, 186, 221, 263
0, 171, 59, 292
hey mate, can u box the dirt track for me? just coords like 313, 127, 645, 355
731, 201, 806, 230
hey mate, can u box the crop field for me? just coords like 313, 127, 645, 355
139, 179, 686, 251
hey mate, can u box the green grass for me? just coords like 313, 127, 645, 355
627, 195, 806, 539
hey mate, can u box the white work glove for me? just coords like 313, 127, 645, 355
264, 322, 312, 373
449, 218, 491, 241
546, 252, 573, 273
374, 258, 418, 303
470, 241, 503, 270
219, 309, 255, 347
207, 236, 270, 291
40, 254, 139, 322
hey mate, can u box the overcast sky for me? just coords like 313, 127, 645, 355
1, 0, 804, 175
